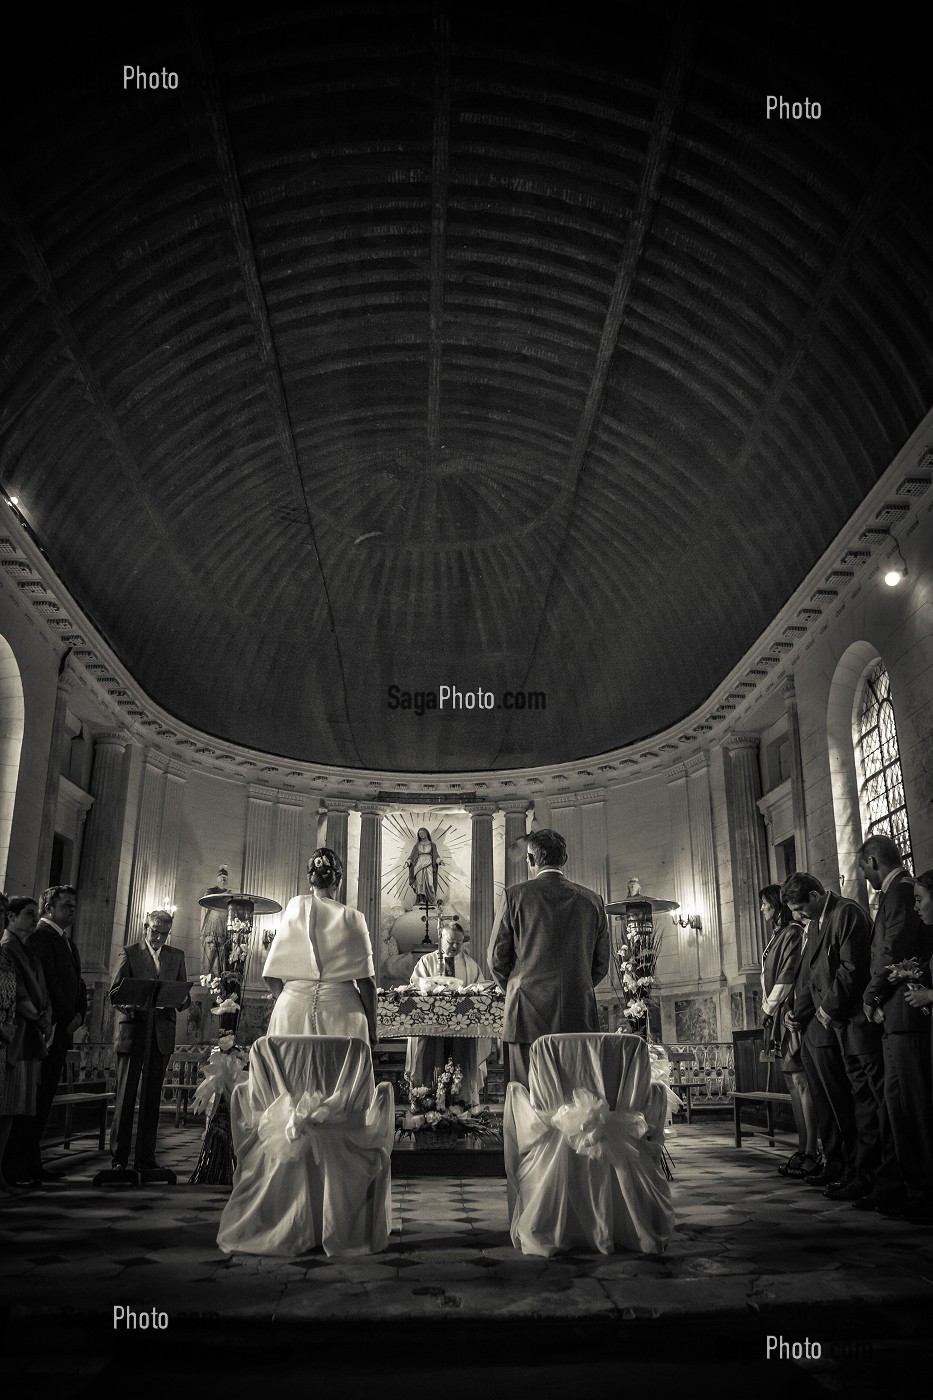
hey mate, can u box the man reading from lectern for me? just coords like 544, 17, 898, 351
109, 910, 190, 1171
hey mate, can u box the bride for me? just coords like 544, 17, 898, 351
262, 848, 377, 1045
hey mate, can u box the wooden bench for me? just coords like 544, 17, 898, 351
732, 1029, 793, 1147
46, 1050, 113, 1150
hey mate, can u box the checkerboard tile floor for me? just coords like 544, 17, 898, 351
3, 1115, 933, 1339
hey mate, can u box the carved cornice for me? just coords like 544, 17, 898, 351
165, 759, 189, 781
498, 798, 531, 814
464, 803, 497, 819
2, 405, 931, 796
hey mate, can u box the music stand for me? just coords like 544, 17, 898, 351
94, 977, 192, 1187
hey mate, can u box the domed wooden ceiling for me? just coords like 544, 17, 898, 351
1, 5, 930, 772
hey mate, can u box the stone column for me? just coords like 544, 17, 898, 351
723, 733, 770, 971
468, 803, 497, 964
667, 764, 693, 980
34, 662, 75, 891
126, 750, 167, 945
324, 799, 351, 887
242, 785, 276, 987
578, 789, 608, 902
357, 805, 383, 973
686, 752, 721, 982
782, 674, 810, 871
549, 801, 582, 883
501, 800, 530, 887
156, 760, 187, 913
73, 731, 129, 975
271, 793, 304, 914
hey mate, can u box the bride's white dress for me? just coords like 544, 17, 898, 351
263, 891, 373, 1042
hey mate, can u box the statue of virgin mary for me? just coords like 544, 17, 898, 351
405, 827, 442, 907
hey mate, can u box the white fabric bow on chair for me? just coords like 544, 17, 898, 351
550, 1088, 648, 1163
504, 1033, 675, 1257
217, 1035, 395, 1258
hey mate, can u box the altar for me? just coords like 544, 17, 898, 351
377, 985, 505, 1177
376, 984, 504, 1040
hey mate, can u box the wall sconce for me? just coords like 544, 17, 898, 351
882, 531, 908, 588
673, 911, 703, 932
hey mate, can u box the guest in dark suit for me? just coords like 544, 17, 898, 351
782, 872, 886, 1201
109, 909, 190, 1171
7, 885, 84, 1183
490, 828, 610, 1088
858, 836, 933, 1219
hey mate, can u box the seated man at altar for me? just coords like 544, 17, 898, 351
405, 923, 490, 1107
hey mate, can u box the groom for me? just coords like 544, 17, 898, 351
490, 828, 610, 1087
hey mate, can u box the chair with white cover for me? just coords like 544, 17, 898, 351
217, 1035, 394, 1258
504, 1033, 675, 1257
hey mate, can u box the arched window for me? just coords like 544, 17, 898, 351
854, 660, 913, 870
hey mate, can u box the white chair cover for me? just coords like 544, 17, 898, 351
217, 1035, 394, 1257
504, 1033, 675, 1257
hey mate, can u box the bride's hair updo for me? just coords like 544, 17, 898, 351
307, 847, 343, 890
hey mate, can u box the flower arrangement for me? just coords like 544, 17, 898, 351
615, 922, 662, 1033
200, 972, 242, 1030
886, 957, 931, 1017
189, 1030, 249, 1186
396, 1059, 501, 1143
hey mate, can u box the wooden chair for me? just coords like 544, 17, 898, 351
161, 1049, 211, 1127
731, 1029, 793, 1147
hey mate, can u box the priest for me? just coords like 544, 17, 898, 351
405, 922, 489, 1107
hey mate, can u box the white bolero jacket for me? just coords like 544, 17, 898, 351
262, 893, 375, 986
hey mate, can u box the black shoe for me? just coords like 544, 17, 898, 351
852, 1193, 881, 1212
825, 1177, 872, 1201
807, 1162, 844, 1188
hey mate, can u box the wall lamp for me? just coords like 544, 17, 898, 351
882, 531, 908, 588
673, 912, 703, 932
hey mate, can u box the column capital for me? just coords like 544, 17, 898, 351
685, 751, 710, 776
498, 798, 531, 814
358, 802, 386, 818
666, 762, 688, 785
165, 758, 188, 781
723, 731, 760, 755
247, 783, 276, 803
322, 796, 355, 813
93, 729, 129, 749
143, 747, 169, 772
465, 802, 497, 819
781, 673, 797, 701
273, 789, 305, 807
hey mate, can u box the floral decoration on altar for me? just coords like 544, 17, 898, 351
396, 1059, 501, 1145
615, 923, 662, 1031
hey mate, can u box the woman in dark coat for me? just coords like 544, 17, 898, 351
760, 884, 820, 1178
0, 896, 51, 1192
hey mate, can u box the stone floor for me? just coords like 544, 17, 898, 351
2, 1114, 932, 1395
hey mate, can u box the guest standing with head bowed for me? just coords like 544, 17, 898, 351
759, 885, 820, 1179
904, 870, 933, 1093
263, 849, 377, 1046
0, 896, 51, 1193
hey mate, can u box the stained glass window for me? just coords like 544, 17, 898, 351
854, 661, 913, 871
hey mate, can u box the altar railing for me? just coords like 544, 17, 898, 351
662, 1042, 735, 1103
